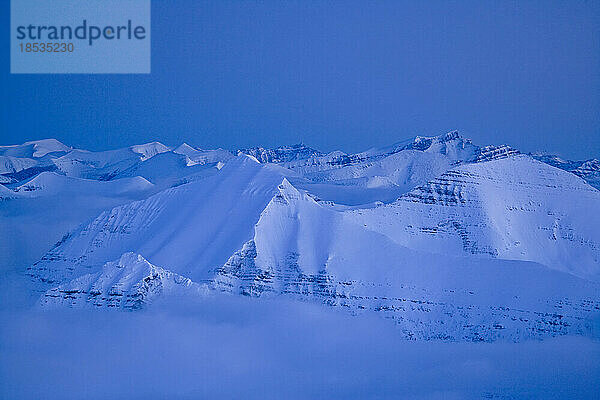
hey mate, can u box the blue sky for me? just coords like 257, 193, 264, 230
1, 0, 599, 159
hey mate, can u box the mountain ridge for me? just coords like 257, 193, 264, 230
4, 131, 599, 342
3, 131, 597, 192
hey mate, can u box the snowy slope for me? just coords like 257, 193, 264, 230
0, 174, 158, 271
28, 156, 292, 286
533, 153, 600, 189
0, 183, 23, 199
174, 143, 235, 166
0, 156, 38, 175
346, 155, 600, 280
39, 252, 204, 310
52, 147, 156, 181
129, 141, 171, 160
14, 172, 154, 198
0, 139, 70, 158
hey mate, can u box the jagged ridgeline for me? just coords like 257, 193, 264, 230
2, 131, 599, 342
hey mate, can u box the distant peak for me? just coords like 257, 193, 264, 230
176, 142, 195, 150
392, 130, 471, 154
130, 142, 171, 160
269, 177, 303, 206
23, 138, 69, 146
238, 143, 323, 163
173, 142, 199, 156
130, 141, 169, 150
440, 130, 461, 141
281, 143, 313, 150
21, 138, 71, 157
419, 130, 466, 143
117, 251, 148, 267
229, 153, 261, 165
278, 177, 296, 192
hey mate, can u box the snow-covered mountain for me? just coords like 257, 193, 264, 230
28, 156, 290, 285
239, 143, 323, 163
0, 138, 71, 158
347, 156, 600, 281
39, 252, 205, 310
2, 132, 599, 341
211, 178, 599, 341
532, 153, 600, 190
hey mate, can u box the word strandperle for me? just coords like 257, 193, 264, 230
15, 19, 147, 46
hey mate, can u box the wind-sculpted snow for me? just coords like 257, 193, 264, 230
28, 156, 290, 287
3, 132, 599, 342
109, 151, 220, 188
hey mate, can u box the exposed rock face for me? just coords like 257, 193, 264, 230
474, 144, 520, 162
213, 243, 600, 341
238, 144, 323, 163
213, 240, 337, 301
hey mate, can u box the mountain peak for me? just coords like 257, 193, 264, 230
0, 138, 71, 158
439, 130, 462, 141
238, 143, 323, 163
116, 252, 147, 268
416, 130, 463, 142
130, 142, 171, 160
276, 177, 302, 200
39, 252, 202, 310
173, 142, 197, 154
529, 153, 600, 189
404, 130, 470, 151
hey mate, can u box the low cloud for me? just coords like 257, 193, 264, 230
1, 295, 599, 399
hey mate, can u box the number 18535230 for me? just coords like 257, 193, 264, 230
20, 42, 74, 52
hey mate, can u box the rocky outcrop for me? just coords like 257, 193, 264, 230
39, 252, 204, 310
